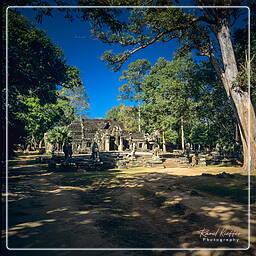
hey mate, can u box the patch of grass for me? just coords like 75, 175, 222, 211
192, 165, 245, 173
111, 167, 158, 174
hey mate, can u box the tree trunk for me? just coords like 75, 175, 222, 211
235, 122, 240, 142
162, 131, 166, 153
31, 136, 37, 151
138, 103, 141, 132
39, 138, 44, 149
216, 23, 256, 170
181, 116, 185, 153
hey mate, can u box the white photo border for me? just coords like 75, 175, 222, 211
5, 5, 251, 251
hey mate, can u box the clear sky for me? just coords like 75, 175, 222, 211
12, 7, 179, 118
12, 7, 247, 118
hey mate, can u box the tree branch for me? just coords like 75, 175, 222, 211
112, 17, 209, 69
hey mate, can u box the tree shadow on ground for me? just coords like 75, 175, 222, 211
2, 155, 255, 254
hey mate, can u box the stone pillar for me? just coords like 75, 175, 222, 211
118, 137, 123, 151
115, 136, 119, 151
105, 136, 110, 152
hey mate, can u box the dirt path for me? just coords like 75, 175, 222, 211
2, 154, 256, 256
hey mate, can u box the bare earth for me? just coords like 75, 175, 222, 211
2, 153, 256, 256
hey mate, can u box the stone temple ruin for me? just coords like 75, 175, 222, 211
44, 119, 162, 172
69, 119, 156, 154
45, 119, 241, 172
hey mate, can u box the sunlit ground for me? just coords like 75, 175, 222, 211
1, 153, 256, 255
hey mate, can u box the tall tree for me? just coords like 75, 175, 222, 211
5, 10, 89, 153
233, 3, 256, 109
59, 66, 90, 119
117, 54, 237, 151
141, 55, 205, 151
3, 2, 255, 168
15, 95, 74, 150
94, 4, 255, 170
106, 103, 139, 132
6, 10, 64, 152
119, 59, 151, 102
187, 61, 236, 149
119, 59, 151, 131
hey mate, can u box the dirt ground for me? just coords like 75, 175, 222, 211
1, 153, 256, 256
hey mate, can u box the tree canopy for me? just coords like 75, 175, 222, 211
3, 2, 255, 169
6, 10, 89, 152
86, 3, 255, 169
116, 54, 236, 149
106, 103, 139, 132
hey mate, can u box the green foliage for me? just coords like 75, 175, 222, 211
5, 4, 249, 153
62, 65, 82, 88
106, 103, 139, 132
119, 59, 151, 102
99, 8, 194, 71
234, 10, 256, 109
188, 121, 208, 145
8, 10, 66, 102
162, 129, 178, 145
45, 126, 72, 145
6, 10, 88, 151
59, 66, 90, 119
15, 95, 75, 146
183, 61, 236, 147
88, 5, 251, 154
121, 54, 236, 148
140, 55, 199, 144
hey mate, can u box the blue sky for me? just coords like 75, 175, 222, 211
12, 7, 179, 118
11, 7, 248, 118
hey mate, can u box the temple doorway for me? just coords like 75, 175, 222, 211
110, 136, 118, 151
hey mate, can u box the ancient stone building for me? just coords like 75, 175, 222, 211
68, 119, 152, 153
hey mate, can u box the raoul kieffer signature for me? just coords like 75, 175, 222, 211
198, 227, 240, 243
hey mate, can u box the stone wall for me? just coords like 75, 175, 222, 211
68, 119, 150, 153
